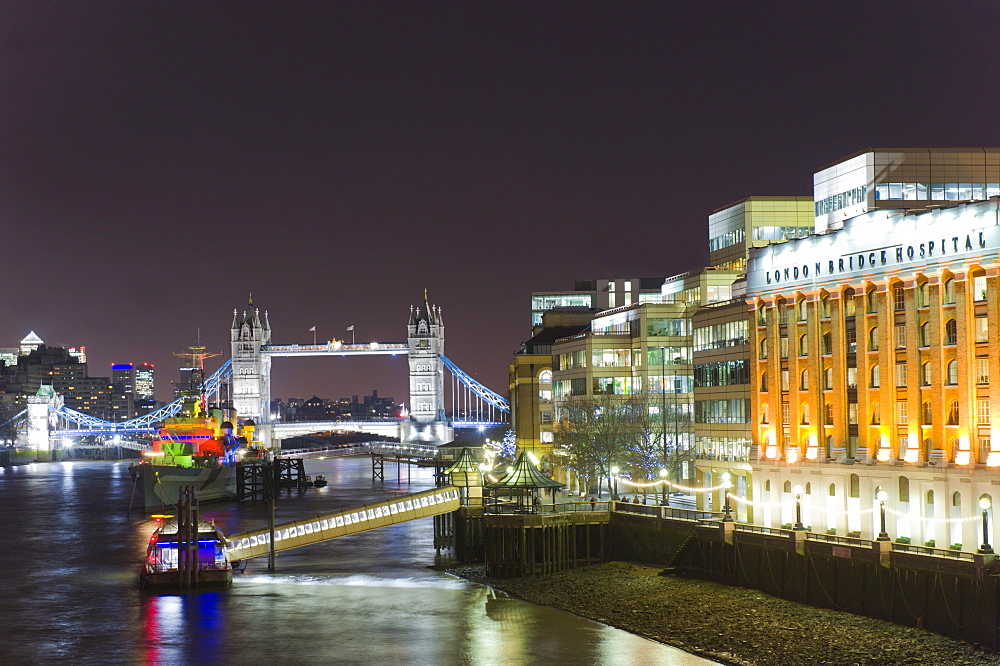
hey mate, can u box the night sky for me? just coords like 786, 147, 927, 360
3, 1, 1000, 405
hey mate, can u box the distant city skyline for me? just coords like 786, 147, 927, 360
5, 3, 1000, 406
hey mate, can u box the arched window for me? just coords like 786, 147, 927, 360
868, 327, 879, 351
821, 295, 830, 318
757, 305, 767, 326
799, 334, 808, 356
783, 480, 792, 493
922, 401, 933, 425
800, 369, 809, 390
921, 362, 931, 386
919, 322, 930, 348
893, 284, 905, 311
761, 403, 769, 424
825, 402, 833, 424
866, 287, 878, 313
760, 371, 768, 392
944, 278, 956, 304
899, 477, 910, 502
798, 299, 808, 321
952, 491, 962, 507
871, 401, 880, 425
946, 360, 959, 385
916, 282, 928, 308
801, 404, 810, 424
870, 364, 880, 388
805, 482, 811, 494
765, 480, 771, 492
822, 331, 832, 355
844, 288, 856, 316
829, 483, 836, 497
824, 367, 833, 390
849, 474, 860, 498
538, 370, 552, 383
945, 319, 957, 346
948, 400, 960, 425
759, 339, 768, 359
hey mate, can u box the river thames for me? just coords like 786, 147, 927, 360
0, 456, 714, 665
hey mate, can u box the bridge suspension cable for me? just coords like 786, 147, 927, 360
50, 360, 234, 434
439, 355, 509, 414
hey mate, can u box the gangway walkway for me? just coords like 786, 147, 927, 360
225, 485, 460, 561
279, 442, 438, 459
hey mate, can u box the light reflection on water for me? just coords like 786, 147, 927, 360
0, 458, 714, 665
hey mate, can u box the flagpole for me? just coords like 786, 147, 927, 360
313, 328, 316, 345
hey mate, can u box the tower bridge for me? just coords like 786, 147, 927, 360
21, 295, 508, 458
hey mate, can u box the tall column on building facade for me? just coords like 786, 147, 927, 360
401, 293, 453, 444
231, 296, 273, 448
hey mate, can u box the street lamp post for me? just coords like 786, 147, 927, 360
793, 485, 805, 531
979, 497, 994, 554
721, 472, 733, 522
876, 490, 890, 541
659, 347, 668, 505
610, 465, 619, 501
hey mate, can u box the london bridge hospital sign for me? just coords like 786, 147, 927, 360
747, 201, 1000, 293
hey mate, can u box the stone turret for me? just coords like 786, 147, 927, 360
230, 295, 273, 447
402, 292, 452, 444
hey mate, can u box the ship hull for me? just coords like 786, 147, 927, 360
136, 464, 238, 510
140, 567, 233, 589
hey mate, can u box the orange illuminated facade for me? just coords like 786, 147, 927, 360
746, 197, 1000, 546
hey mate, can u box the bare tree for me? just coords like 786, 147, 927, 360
554, 392, 647, 498
0, 399, 24, 446
554, 385, 697, 504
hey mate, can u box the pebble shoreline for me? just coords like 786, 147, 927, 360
447, 561, 998, 665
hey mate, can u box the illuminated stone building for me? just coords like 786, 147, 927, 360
747, 195, 1000, 547
508, 309, 593, 460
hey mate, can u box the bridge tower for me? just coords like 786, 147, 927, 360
231, 296, 273, 447
401, 293, 453, 444
26, 385, 62, 461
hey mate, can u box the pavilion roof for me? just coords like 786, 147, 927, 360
486, 451, 564, 489
444, 447, 480, 476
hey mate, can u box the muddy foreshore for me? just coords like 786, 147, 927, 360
448, 561, 997, 666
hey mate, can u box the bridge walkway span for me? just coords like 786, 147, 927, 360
225, 485, 460, 561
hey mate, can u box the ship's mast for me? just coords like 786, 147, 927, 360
174, 329, 222, 394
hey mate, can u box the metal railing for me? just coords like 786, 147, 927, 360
484, 500, 611, 515
805, 532, 873, 547
893, 542, 977, 562
734, 523, 789, 537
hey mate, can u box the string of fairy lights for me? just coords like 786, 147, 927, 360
476, 462, 991, 527
604, 473, 990, 525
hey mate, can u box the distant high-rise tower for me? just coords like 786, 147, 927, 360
135, 363, 155, 400
19, 331, 43, 356
112, 364, 135, 394
111, 363, 136, 420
